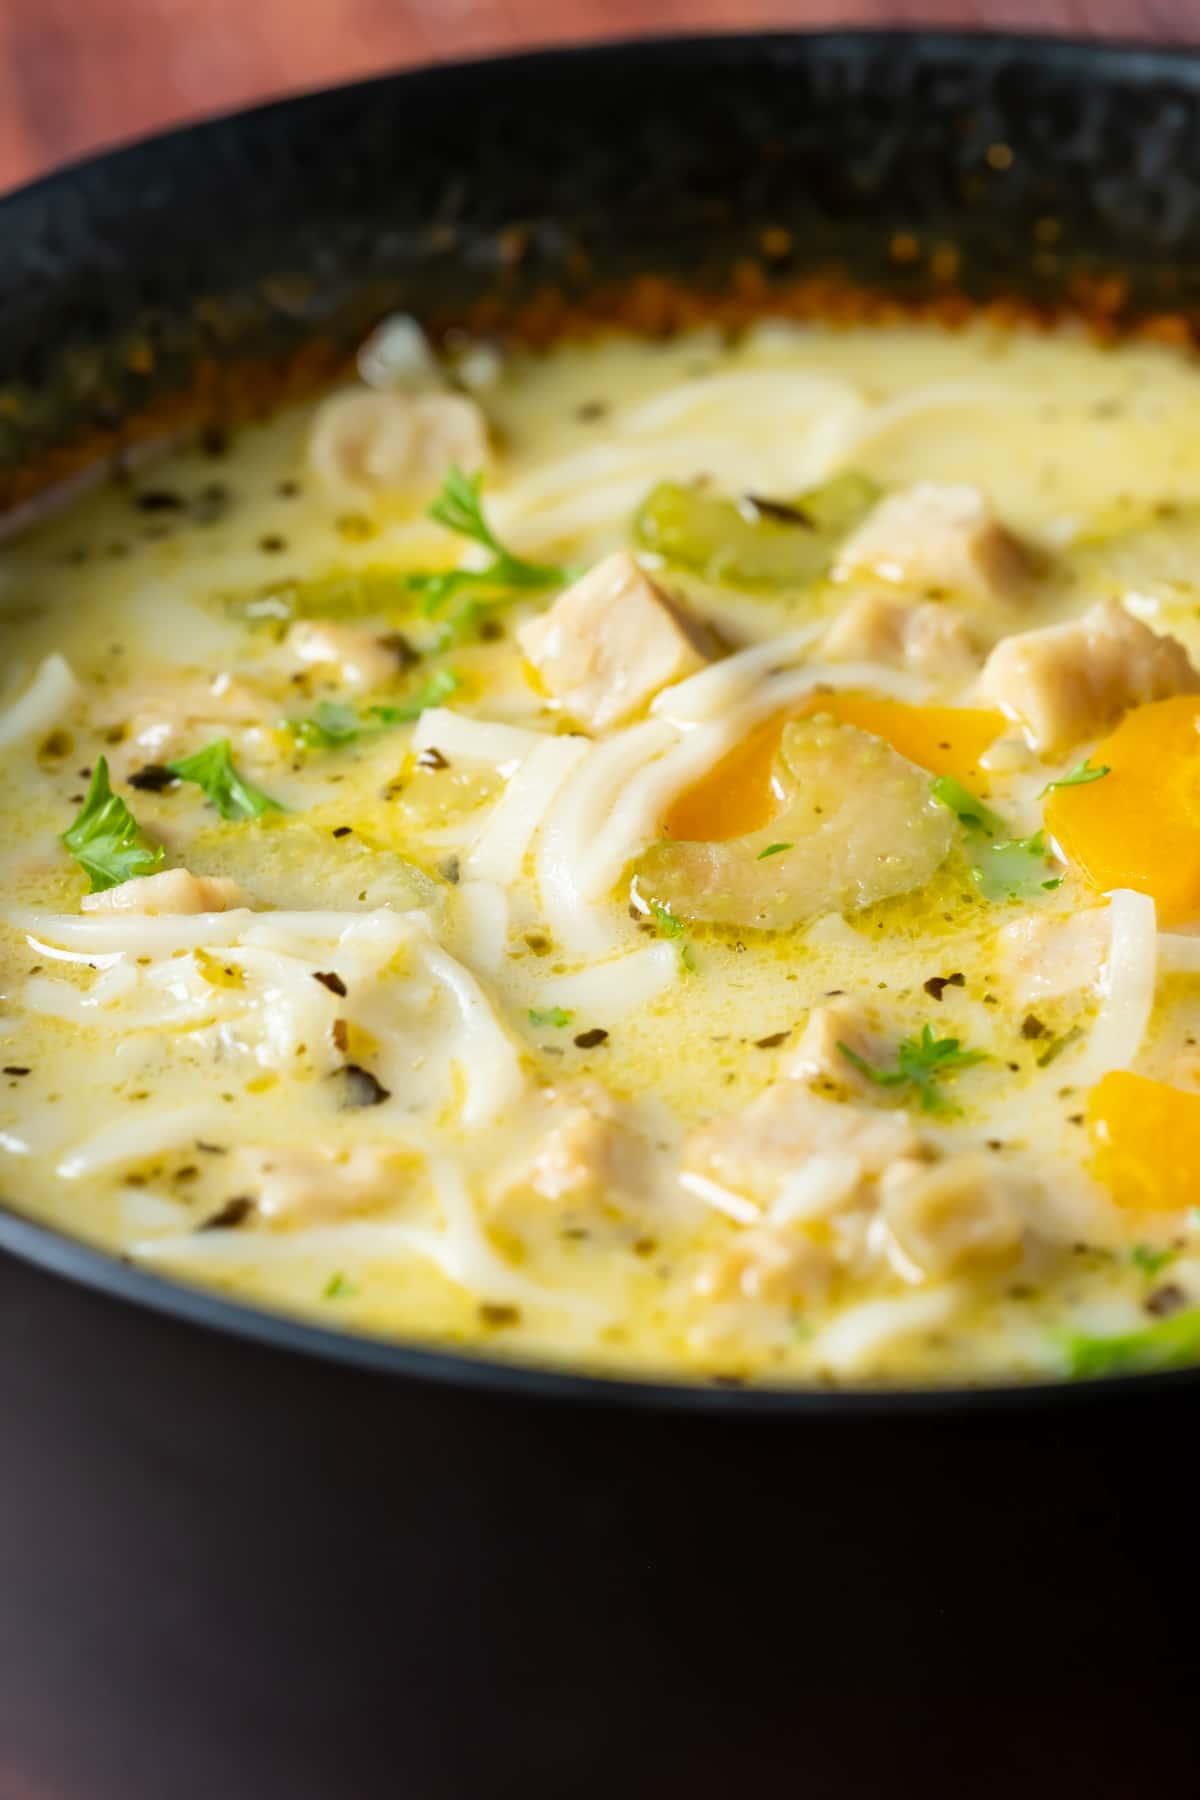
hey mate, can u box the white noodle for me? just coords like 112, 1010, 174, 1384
411, 708, 545, 774
678, 1170, 761, 1226
57, 1106, 231, 1179
0, 654, 80, 751
464, 734, 589, 886
535, 942, 679, 1022
813, 1284, 965, 1377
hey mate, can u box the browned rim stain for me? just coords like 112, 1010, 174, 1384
2, 257, 1197, 520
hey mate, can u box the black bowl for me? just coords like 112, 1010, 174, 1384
2, 33, 1199, 1797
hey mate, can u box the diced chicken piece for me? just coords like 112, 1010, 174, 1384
495, 1078, 632, 1209
878, 1153, 1027, 1279
833, 482, 1030, 601
821, 590, 979, 680
81, 870, 250, 915
96, 669, 273, 764
227, 1144, 401, 1226
308, 388, 489, 504
694, 1227, 833, 1307
782, 998, 887, 1098
995, 907, 1109, 1007
683, 1081, 920, 1210
979, 598, 1200, 752
517, 551, 709, 731
285, 620, 404, 692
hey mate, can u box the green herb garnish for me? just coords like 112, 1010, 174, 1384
757, 842, 793, 860
838, 1024, 988, 1115
1058, 1308, 1200, 1379
648, 899, 697, 974
62, 756, 164, 893
970, 830, 1060, 903
404, 469, 569, 642
287, 670, 462, 748
528, 1006, 573, 1029
931, 776, 1061, 900
369, 668, 462, 724
930, 775, 1006, 837
167, 739, 284, 821
1042, 759, 1111, 796
1131, 1243, 1177, 1277
286, 700, 362, 749
322, 1272, 358, 1300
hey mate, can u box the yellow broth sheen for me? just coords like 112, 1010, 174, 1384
3, 320, 1200, 1385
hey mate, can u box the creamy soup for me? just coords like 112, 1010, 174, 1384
6, 317, 1200, 1385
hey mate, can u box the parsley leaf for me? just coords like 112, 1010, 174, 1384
322, 1271, 358, 1300
1042, 759, 1111, 796
528, 1006, 573, 1029
931, 777, 1060, 900
369, 669, 462, 724
167, 739, 284, 821
62, 756, 164, 892
757, 842, 793, 860
930, 775, 1006, 837
648, 899, 697, 973
287, 670, 462, 748
403, 469, 569, 643
1058, 1308, 1200, 1379
1131, 1243, 1177, 1277
838, 1024, 988, 1114
286, 700, 361, 749
649, 900, 684, 938
969, 830, 1059, 902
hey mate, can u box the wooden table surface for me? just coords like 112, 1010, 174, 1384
0, 0, 1194, 198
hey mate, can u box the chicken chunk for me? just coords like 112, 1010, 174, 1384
994, 907, 1109, 1007
96, 669, 273, 765
833, 482, 1030, 601
226, 1144, 402, 1226
285, 620, 404, 692
80, 869, 250, 915
517, 552, 709, 731
821, 590, 979, 680
492, 1079, 636, 1213
308, 388, 489, 505
878, 1153, 1027, 1279
781, 998, 887, 1099
979, 598, 1200, 752
683, 1081, 920, 1209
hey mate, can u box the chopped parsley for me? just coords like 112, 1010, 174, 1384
529, 1006, 573, 1029
757, 842, 793, 860
287, 700, 361, 748
970, 830, 1061, 902
167, 739, 284, 821
322, 1271, 358, 1300
62, 756, 164, 892
1131, 1243, 1177, 1277
403, 469, 569, 643
287, 670, 461, 747
648, 899, 697, 974
929, 775, 1006, 837
369, 668, 462, 724
1042, 759, 1111, 795
837, 1024, 988, 1114
931, 776, 1061, 900
1058, 1307, 1200, 1379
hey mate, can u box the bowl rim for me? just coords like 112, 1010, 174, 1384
4, 24, 1200, 1415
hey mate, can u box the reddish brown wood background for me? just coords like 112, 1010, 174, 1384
0, 0, 1195, 197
